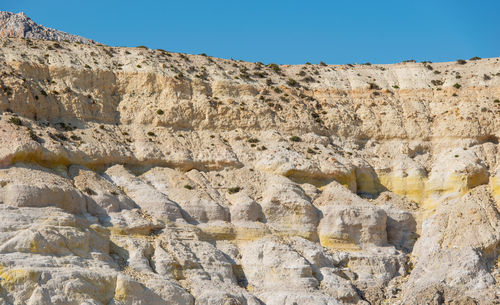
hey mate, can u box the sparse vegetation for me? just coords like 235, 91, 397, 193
268, 63, 281, 73
289, 136, 302, 142
228, 187, 241, 194
8, 117, 22, 126
431, 80, 443, 86
286, 78, 299, 87
3, 86, 13, 96
147, 131, 155, 136
469, 56, 481, 61
319, 61, 327, 66
453, 83, 461, 89
28, 129, 40, 142
56, 122, 74, 131
70, 135, 81, 141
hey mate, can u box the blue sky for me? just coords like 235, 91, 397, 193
3, 0, 499, 64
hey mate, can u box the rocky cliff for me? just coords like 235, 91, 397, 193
0, 25, 498, 305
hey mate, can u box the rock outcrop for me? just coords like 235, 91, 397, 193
0, 11, 95, 44
0, 12, 498, 305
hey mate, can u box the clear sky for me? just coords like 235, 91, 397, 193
3, 0, 499, 65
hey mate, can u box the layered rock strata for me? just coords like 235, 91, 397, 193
0, 36, 498, 304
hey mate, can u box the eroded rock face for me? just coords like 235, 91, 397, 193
399, 186, 500, 304
0, 14, 498, 304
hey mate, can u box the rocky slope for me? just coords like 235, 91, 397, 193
0, 29, 498, 304
0, 11, 95, 44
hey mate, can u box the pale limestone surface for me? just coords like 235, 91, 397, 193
0, 19, 498, 305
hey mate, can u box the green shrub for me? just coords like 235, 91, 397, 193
8, 117, 22, 126
147, 131, 155, 136
28, 129, 39, 142
456, 59, 467, 65
184, 185, 193, 190
319, 61, 327, 66
286, 78, 299, 87
247, 138, 259, 143
268, 63, 281, 73
453, 83, 461, 89
431, 80, 443, 86
469, 56, 481, 61
289, 136, 302, 142
392, 85, 399, 89
156, 109, 164, 115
